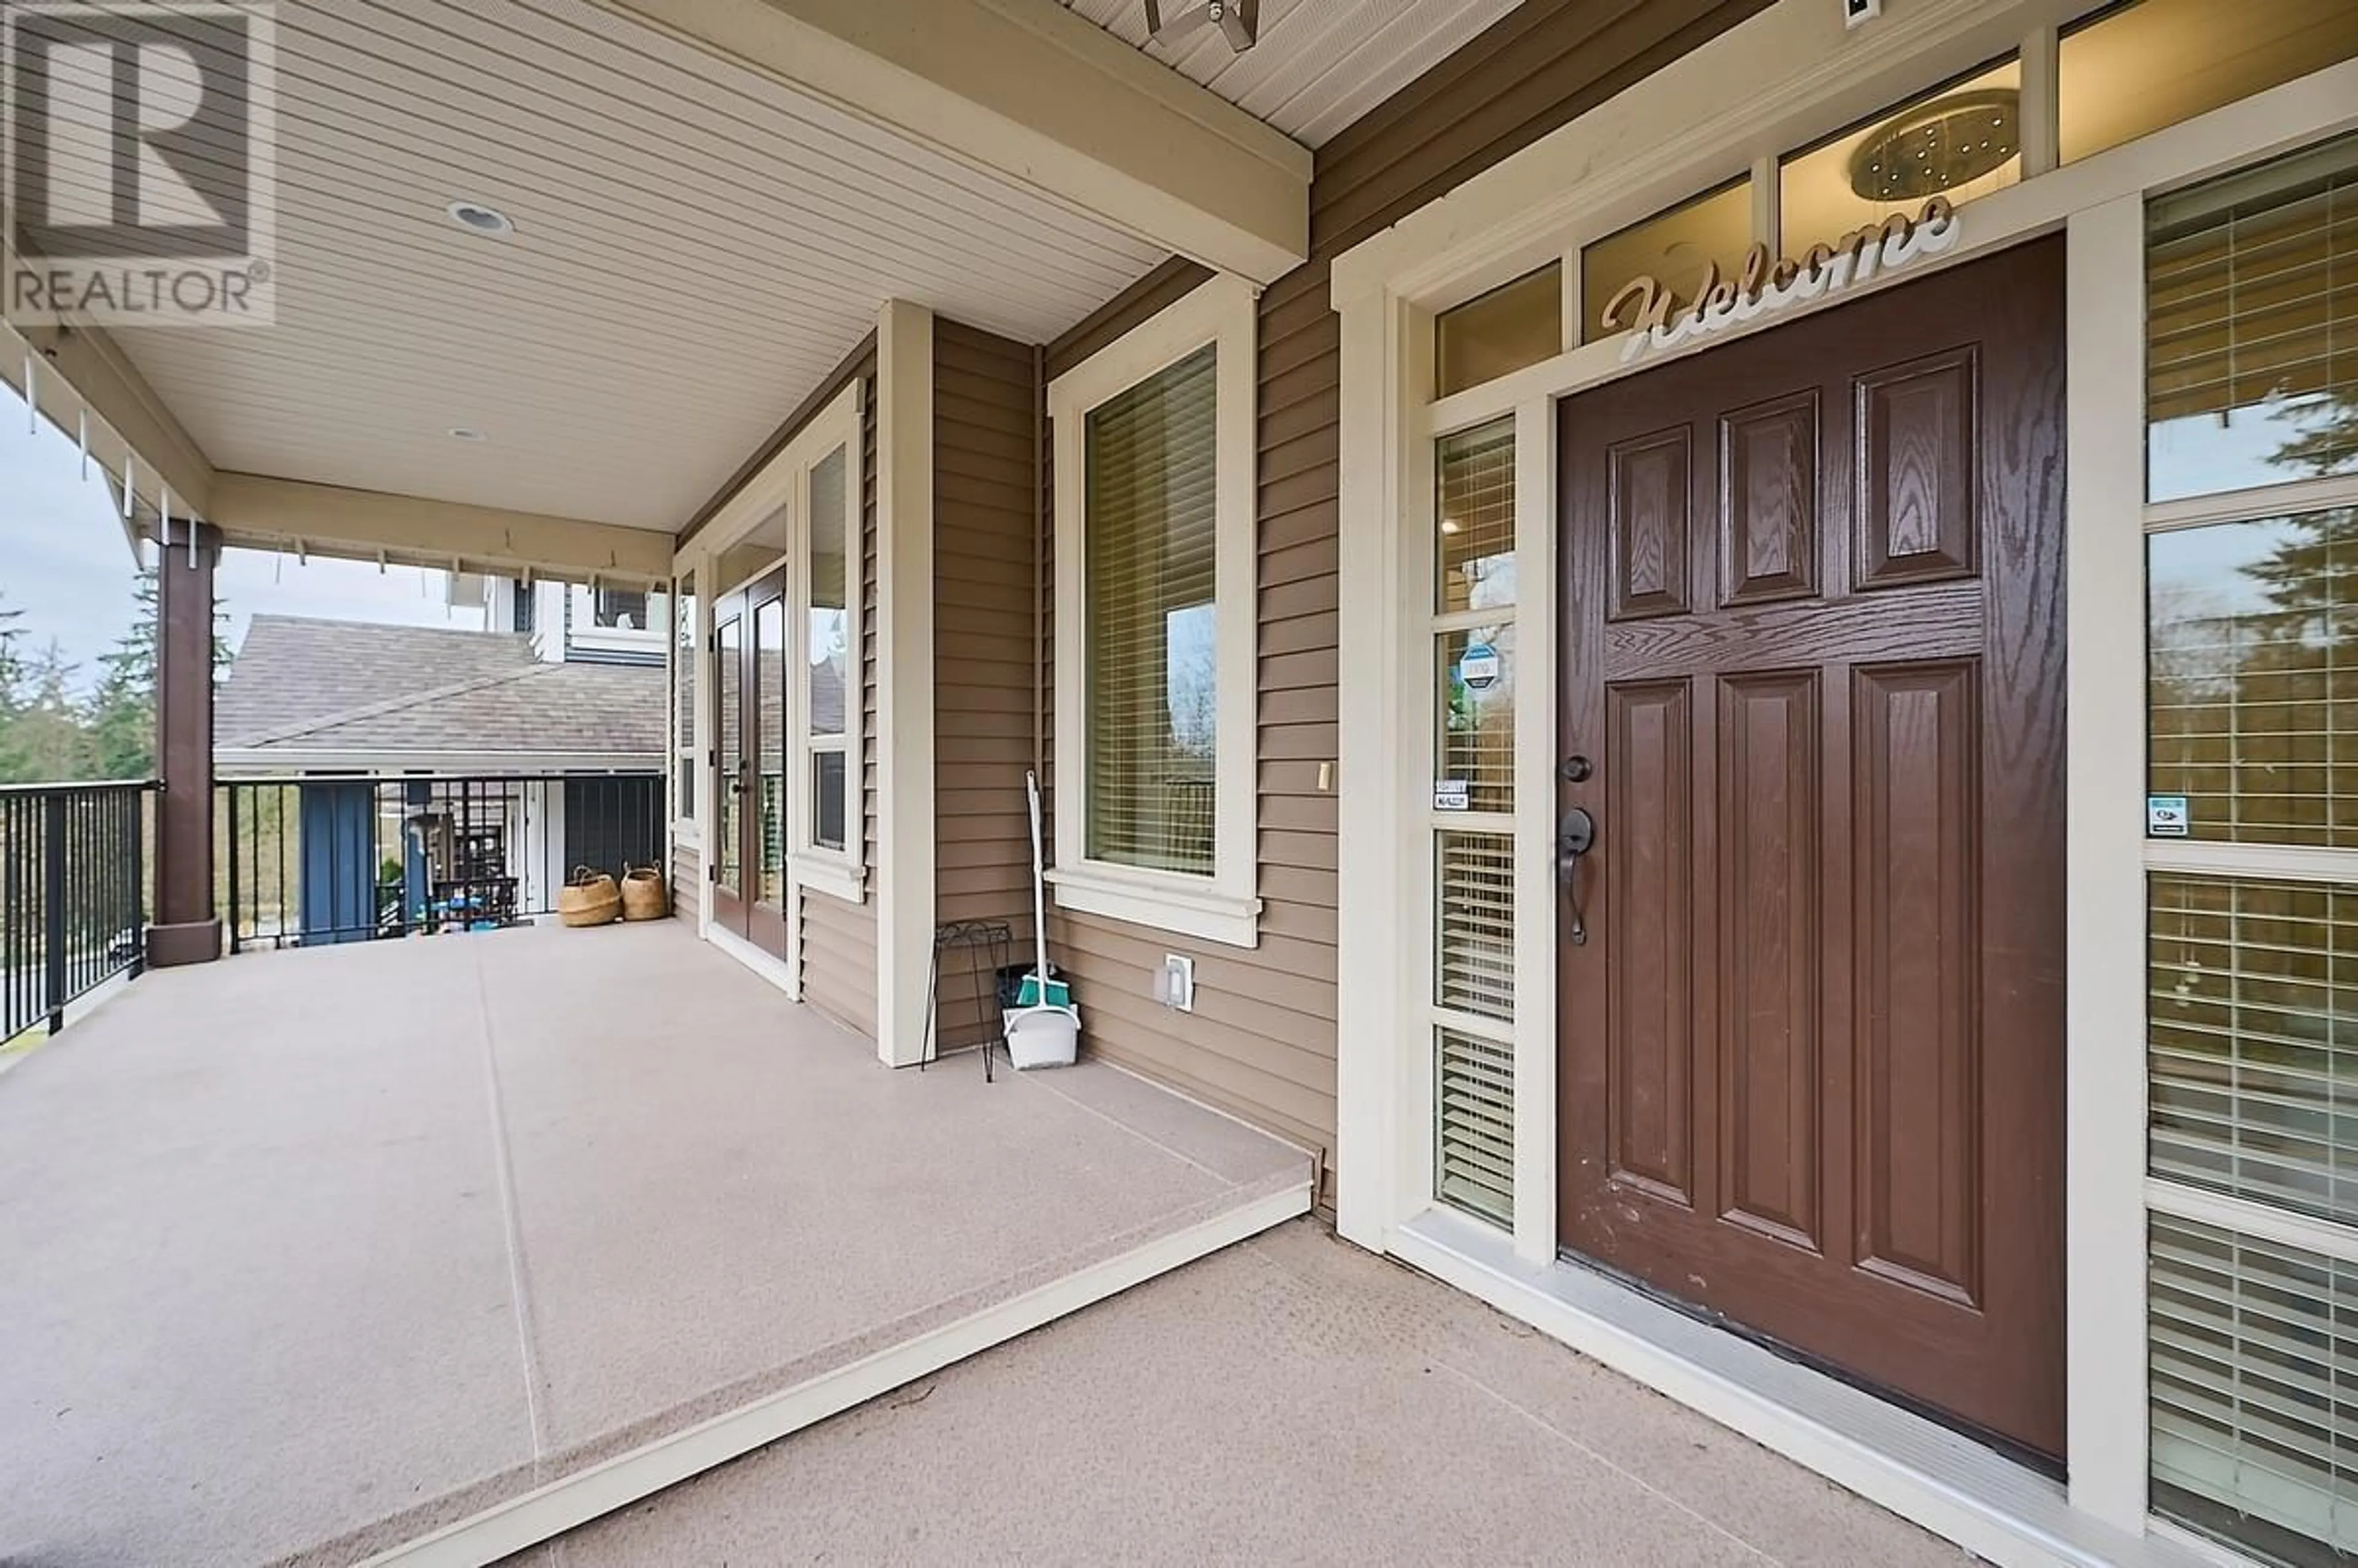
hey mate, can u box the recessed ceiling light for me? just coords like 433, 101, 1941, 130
449, 427, 488, 441
445, 200, 514, 237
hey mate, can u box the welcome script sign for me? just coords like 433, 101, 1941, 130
1600, 195, 1963, 364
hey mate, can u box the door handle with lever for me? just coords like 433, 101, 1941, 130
1558, 807, 1596, 946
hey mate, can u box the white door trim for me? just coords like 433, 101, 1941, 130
2060, 191, 2150, 1531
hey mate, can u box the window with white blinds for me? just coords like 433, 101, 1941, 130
2144, 132, 2358, 1568
2150, 514, 2358, 848
1084, 343, 1218, 876
1429, 415, 1520, 1231
2151, 1214, 2358, 1559
1437, 833, 1513, 1020
2148, 131, 2358, 502
1046, 275, 1255, 947
1439, 627, 1515, 814
2150, 874, 2358, 1224
1437, 1027, 1514, 1228
1438, 417, 1516, 613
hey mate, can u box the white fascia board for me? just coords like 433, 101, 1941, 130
208, 473, 677, 583
589, 0, 1310, 282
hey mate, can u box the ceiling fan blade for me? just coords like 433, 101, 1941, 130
1144, 0, 1210, 45
1216, 0, 1259, 51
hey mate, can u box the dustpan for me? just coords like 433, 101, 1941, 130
1005, 769, 1079, 1069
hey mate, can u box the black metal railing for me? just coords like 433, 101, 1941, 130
0, 780, 155, 1042
219, 773, 666, 952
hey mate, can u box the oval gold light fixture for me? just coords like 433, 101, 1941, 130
1848, 87, 2020, 201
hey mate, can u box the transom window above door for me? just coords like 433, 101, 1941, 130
1047, 274, 1262, 948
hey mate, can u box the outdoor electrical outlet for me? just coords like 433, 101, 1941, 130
1842, 0, 1881, 27
1159, 954, 1196, 1012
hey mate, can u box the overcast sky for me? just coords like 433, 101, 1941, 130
0, 384, 464, 694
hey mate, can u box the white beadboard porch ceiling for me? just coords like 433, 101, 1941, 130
98, 0, 1170, 531
1061, 0, 1525, 147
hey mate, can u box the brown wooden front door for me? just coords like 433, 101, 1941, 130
709, 568, 790, 958
1555, 237, 2067, 1462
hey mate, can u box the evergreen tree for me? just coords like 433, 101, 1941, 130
2270, 388, 2358, 483
85, 571, 159, 778
0, 592, 24, 721
0, 569, 222, 784
0, 640, 95, 784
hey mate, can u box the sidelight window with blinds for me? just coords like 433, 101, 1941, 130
1430, 417, 1519, 1230
2144, 131, 2358, 1567
1047, 276, 1259, 948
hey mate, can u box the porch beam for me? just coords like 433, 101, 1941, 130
206, 473, 678, 583
2, 317, 216, 534
587, 0, 1312, 283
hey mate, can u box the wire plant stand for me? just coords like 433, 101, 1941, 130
924, 918, 1011, 1080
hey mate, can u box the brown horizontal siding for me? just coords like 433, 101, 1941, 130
930, 317, 1041, 1055
679, 330, 879, 549
1310, 0, 1778, 255
1045, 258, 1215, 381
1018, 0, 1772, 1210
799, 355, 880, 1041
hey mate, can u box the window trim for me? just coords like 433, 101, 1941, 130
1046, 273, 1261, 948
785, 381, 866, 902
566, 582, 666, 654
670, 575, 700, 845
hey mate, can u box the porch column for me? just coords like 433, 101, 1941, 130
148, 518, 223, 967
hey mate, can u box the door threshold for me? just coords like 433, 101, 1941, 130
704, 923, 798, 999
1388, 1209, 2217, 1568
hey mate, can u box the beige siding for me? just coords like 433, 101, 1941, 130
798, 354, 881, 1040
671, 839, 701, 926
930, 319, 1041, 1052
1030, 0, 1773, 1208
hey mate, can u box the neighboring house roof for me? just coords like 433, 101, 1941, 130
217, 614, 667, 772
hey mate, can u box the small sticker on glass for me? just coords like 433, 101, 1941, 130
1457, 641, 1501, 691
2147, 795, 2190, 837
1434, 778, 1471, 812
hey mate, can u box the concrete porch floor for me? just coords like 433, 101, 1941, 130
503, 1218, 1977, 1567
0, 922, 1308, 1567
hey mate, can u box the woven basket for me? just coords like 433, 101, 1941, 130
620, 864, 667, 922
556, 866, 621, 928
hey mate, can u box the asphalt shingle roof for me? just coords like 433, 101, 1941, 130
217, 614, 666, 762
